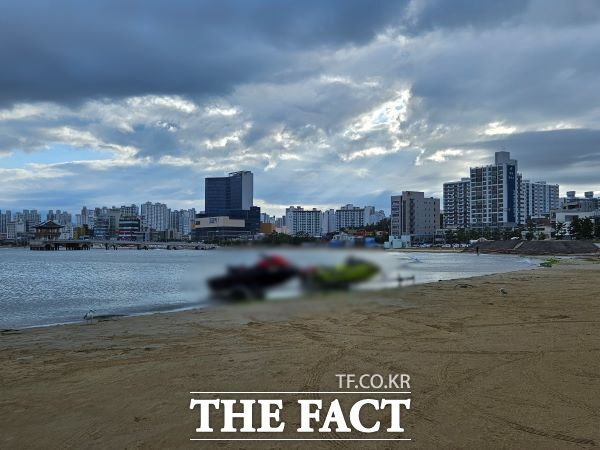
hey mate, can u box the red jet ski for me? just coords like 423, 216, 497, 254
208, 255, 297, 299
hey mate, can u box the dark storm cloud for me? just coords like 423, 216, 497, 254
2, 0, 600, 213
0, 0, 408, 105
403, 0, 529, 33
465, 129, 600, 170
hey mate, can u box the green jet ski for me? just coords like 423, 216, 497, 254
301, 256, 379, 290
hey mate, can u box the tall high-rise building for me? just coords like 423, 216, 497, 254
285, 206, 322, 237
141, 202, 170, 231
178, 209, 196, 236
363, 206, 386, 225
205, 171, 253, 214
321, 209, 337, 234
52, 210, 72, 225
195, 171, 259, 240
443, 178, 471, 228
14, 209, 41, 233
442, 151, 560, 229
120, 204, 139, 217
0, 210, 9, 235
521, 180, 559, 219
390, 191, 440, 242
469, 151, 519, 228
335, 204, 364, 230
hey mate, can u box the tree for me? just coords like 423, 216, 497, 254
526, 218, 535, 241
570, 217, 581, 239
555, 221, 566, 240
580, 218, 594, 239
363, 218, 391, 233
570, 217, 594, 240
445, 229, 457, 244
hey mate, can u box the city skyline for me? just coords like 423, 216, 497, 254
1, 1, 600, 215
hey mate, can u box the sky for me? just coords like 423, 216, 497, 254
1, 0, 599, 217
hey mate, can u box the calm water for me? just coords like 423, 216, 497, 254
0, 248, 536, 328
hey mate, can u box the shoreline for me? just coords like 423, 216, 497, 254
3, 252, 540, 331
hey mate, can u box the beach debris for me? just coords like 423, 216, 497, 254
1, 329, 21, 335
397, 275, 416, 284
455, 283, 474, 289
83, 309, 95, 324
499, 288, 508, 296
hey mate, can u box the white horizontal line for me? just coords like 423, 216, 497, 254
190, 438, 411, 441
189, 391, 411, 394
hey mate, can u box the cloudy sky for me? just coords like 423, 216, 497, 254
1, 0, 599, 216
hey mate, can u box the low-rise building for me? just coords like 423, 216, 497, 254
194, 216, 249, 240
33, 220, 64, 241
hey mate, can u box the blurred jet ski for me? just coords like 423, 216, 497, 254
301, 257, 379, 290
208, 254, 297, 300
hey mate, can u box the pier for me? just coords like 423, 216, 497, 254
29, 240, 217, 251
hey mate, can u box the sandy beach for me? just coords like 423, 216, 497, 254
1, 257, 599, 449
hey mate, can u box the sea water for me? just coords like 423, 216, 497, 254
0, 248, 536, 328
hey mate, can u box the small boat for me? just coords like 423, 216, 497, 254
301, 257, 379, 290
208, 254, 297, 299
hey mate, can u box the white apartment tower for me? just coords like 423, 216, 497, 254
285, 206, 322, 237
141, 202, 170, 231
443, 178, 470, 228
521, 180, 560, 219
321, 209, 337, 234
335, 204, 365, 230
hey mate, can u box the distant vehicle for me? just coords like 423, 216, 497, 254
442, 244, 452, 248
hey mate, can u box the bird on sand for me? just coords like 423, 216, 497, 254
83, 309, 95, 324
499, 288, 508, 296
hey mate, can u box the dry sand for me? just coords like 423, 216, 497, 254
1, 258, 599, 449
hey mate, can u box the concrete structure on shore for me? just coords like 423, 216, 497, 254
29, 239, 216, 251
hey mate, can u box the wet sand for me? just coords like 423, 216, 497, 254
1, 258, 599, 449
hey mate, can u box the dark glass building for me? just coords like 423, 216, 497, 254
195, 171, 260, 240
205, 171, 253, 214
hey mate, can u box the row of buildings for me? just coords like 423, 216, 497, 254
2, 155, 598, 244
279, 205, 386, 237
0, 204, 197, 242
387, 151, 598, 245
191, 171, 386, 240
443, 151, 560, 229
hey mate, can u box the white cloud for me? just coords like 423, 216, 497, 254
483, 121, 518, 136
343, 89, 411, 140
426, 148, 465, 162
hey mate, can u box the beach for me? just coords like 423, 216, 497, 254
1, 257, 599, 449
